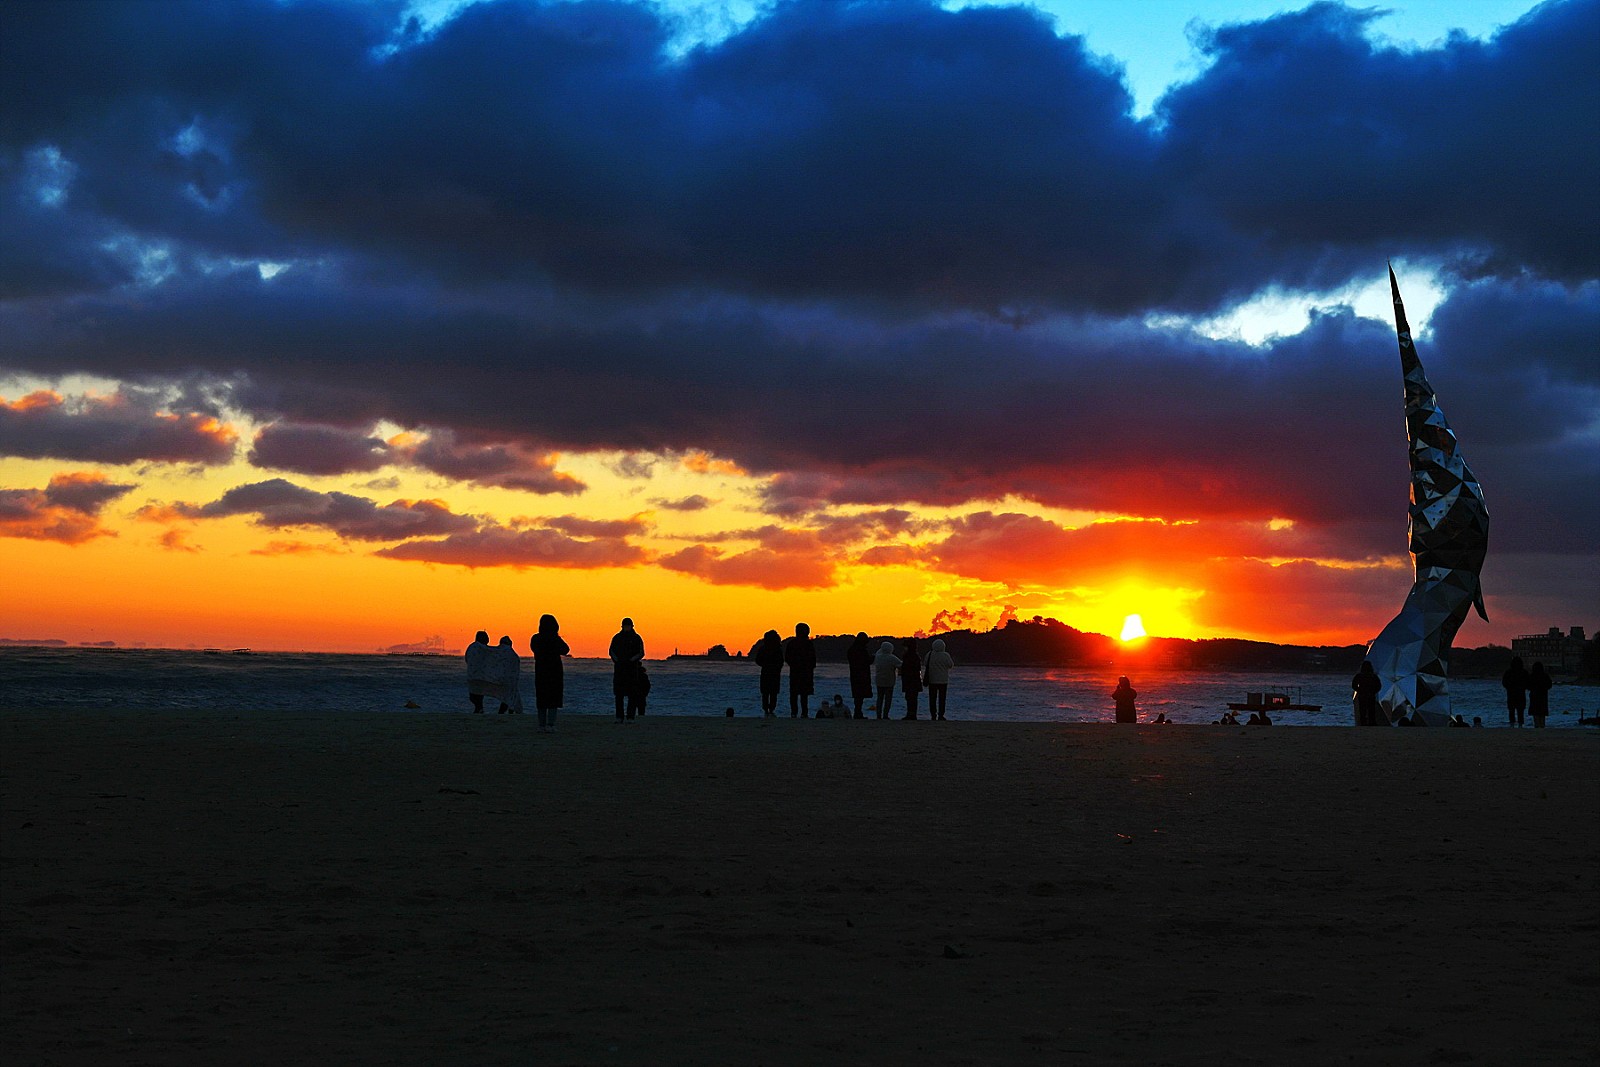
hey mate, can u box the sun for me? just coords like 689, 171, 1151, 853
1119, 614, 1147, 641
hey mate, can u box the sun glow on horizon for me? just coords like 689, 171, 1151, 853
1119, 613, 1147, 641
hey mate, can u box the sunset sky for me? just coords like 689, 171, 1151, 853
2, 0, 1596, 656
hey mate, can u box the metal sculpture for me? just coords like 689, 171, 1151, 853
1363, 267, 1489, 726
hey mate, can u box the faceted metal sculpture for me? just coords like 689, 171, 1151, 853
1363, 268, 1489, 726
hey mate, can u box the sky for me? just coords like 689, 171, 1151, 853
1, 0, 1596, 656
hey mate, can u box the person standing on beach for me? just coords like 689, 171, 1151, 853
1112, 676, 1137, 724
610, 617, 645, 722
1528, 662, 1554, 728
1502, 656, 1529, 726
846, 632, 873, 719
784, 623, 817, 718
1352, 660, 1381, 727
899, 638, 923, 720
923, 639, 954, 720
872, 641, 900, 719
465, 630, 498, 713
489, 636, 523, 714
753, 630, 784, 717
528, 614, 570, 732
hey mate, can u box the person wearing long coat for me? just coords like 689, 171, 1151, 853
846, 632, 873, 719
488, 636, 524, 714
899, 638, 923, 720
528, 614, 570, 732
609, 617, 645, 722
872, 641, 900, 719
1528, 662, 1554, 728
753, 630, 784, 717
923, 639, 955, 720
1501, 656, 1530, 726
1112, 676, 1137, 724
465, 630, 502, 713
784, 623, 817, 718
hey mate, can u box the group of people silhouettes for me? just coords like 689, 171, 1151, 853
466, 616, 644, 727
465, 618, 571, 732
752, 628, 956, 720
1501, 656, 1554, 728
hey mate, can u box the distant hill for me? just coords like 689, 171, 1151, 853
793, 617, 1521, 677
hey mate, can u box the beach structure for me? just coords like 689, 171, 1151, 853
1364, 268, 1490, 726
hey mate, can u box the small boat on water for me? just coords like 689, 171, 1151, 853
1227, 690, 1322, 713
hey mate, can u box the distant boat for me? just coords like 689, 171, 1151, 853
1227, 690, 1322, 712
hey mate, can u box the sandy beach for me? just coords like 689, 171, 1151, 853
3, 710, 1596, 1065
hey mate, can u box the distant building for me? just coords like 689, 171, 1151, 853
1511, 626, 1589, 671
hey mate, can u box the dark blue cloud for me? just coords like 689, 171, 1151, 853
5, 0, 1593, 313
0, 0, 1595, 566
1157, 0, 1600, 285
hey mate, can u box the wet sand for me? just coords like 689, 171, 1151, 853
3, 710, 1597, 1065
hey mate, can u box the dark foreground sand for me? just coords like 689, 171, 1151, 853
3, 710, 1596, 1066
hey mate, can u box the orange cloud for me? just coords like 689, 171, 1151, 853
0, 389, 237, 465
658, 543, 836, 589
375, 523, 647, 569
0, 471, 136, 544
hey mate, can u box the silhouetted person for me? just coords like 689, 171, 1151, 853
753, 630, 784, 717
610, 617, 644, 722
924, 638, 954, 720
1112, 676, 1137, 724
784, 623, 816, 718
528, 614, 570, 733
465, 630, 494, 713
872, 641, 900, 719
1528, 662, 1553, 728
1352, 660, 1381, 727
899, 638, 922, 720
1247, 710, 1272, 726
489, 636, 522, 714
1449, 714, 1469, 728
1502, 656, 1529, 726
1152, 713, 1169, 725
846, 632, 873, 719
1472, 716, 1484, 728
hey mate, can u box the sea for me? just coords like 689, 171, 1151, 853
1, 646, 1595, 728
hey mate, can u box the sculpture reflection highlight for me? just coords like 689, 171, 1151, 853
1364, 268, 1489, 726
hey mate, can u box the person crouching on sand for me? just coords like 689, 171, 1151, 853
872, 641, 900, 719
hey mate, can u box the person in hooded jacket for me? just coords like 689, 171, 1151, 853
465, 630, 501, 713
846, 632, 873, 719
528, 614, 570, 732
899, 638, 923, 720
784, 623, 817, 718
923, 638, 955, 720
872, 641, 900, 719
488, 636, 523, 714
752, 629, 784, 717
1501, 656, 1529, 726
1112, 676, 1137, 724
